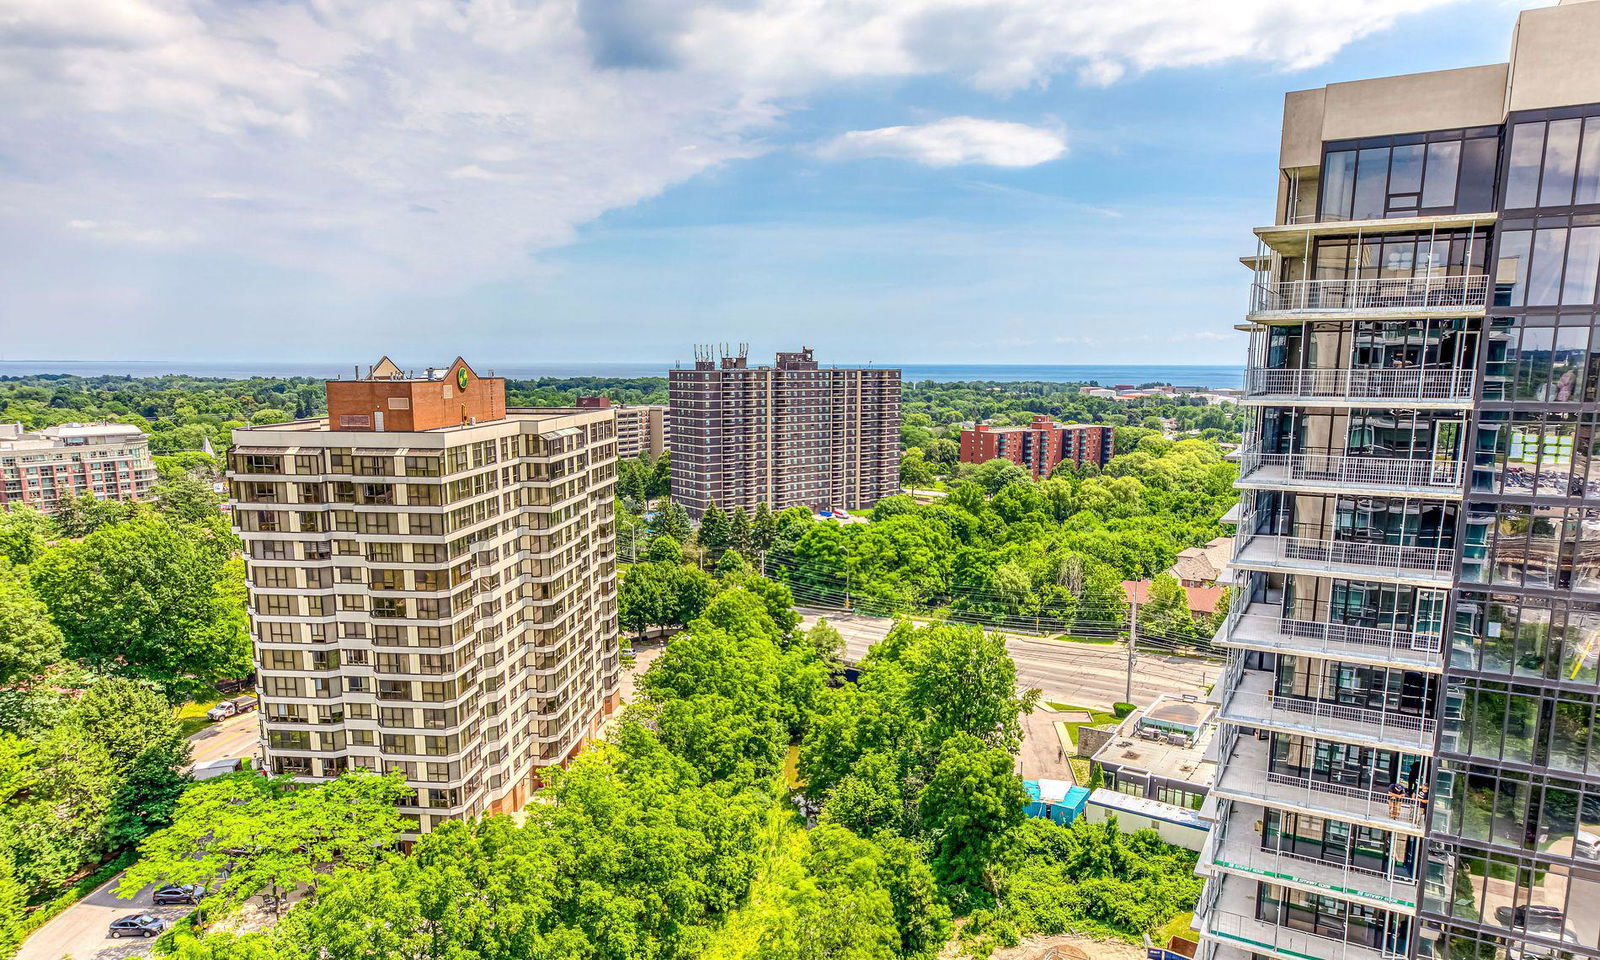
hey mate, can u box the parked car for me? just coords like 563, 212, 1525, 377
1495, 904, 1565, 934
152, 883, 207, 904
206, 695, 258, 721
108, 915, 170, 939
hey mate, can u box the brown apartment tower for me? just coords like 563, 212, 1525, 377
669, 346, 900, 517
228, 357, 621, 831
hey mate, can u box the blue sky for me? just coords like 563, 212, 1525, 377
0, 0, 1536, 366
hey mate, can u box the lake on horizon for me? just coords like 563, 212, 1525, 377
0, 360, 1246, 389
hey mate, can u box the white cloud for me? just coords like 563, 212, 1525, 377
0, 0, 1462, 287
819, 117, 1065, 167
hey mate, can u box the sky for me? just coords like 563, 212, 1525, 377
0, 0, 1544, 367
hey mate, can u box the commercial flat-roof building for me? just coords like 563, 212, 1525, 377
668, 345, 900, 517
1200, 5, 1600, 960
958, 415, 1113, 478
227, 357, 621, 830
0, 422, 156, 512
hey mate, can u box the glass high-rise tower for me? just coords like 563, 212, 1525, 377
1197, 3, 1600, 959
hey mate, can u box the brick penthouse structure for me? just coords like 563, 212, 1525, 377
574, 397, 668, 460
0, 422, 156, 512
958, 416, 1113, 477
669, 346, 900, 517
228, 357, 620, 829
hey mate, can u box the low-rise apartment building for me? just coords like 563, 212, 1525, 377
959, 415, 1113, 478
0, 422, 156, 512
228, 357, 621, 830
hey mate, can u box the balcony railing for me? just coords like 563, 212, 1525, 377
1237, 449, 1463, 494
1219, 668, 1436, 752
1233, 524, 1454, 583
1242, 367, 1475, 403
1212, 728, 1429, 834
1222, 597, 1445, 668
1250, 274, 1488, 314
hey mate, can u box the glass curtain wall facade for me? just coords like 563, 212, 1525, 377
1196, 6, 1600, 958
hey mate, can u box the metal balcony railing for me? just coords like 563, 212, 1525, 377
1234, 521, 1455, 581
1219, 668, 1437, 752
1200, 908, 1402, 960
1212, 729, 1430, 833
1242, 367, 1475, 403
1237, 449, 1464, 493
1250, 274, 1488, 314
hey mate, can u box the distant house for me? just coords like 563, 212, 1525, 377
1122, 579, 1227, 619
1167, 536, 1234, 588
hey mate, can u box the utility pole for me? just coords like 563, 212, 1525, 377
1125, 593, 1138, 705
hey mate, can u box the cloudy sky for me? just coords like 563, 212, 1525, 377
0, 0, 1537, 366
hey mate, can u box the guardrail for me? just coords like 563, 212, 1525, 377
1233, 525, 1455, 579
1242, 367, 1475, 402
1251, 274, 1488, 313
1237, 450, 1463, 491
1226, 604, 1444, 657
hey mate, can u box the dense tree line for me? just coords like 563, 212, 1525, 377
0, 463, 250, 947
773, 435, 1236, 641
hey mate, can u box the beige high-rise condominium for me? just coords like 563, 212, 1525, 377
228, 357, 620, 830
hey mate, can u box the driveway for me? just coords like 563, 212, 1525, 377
18, 712, 263, 959
16, 879, 192, 960
188, 711, 260, 769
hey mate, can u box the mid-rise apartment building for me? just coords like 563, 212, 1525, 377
958, 416, 1113, 477
0, 422, 156, 512
575, 397, 668, 460
668, 346, 900, 517
1199, 5, 1600, 960
227, 357, 620, 830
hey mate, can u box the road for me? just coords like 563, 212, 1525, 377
188, 711, 260, 768
18, 713, 262, 960
799, 608, 1217, 710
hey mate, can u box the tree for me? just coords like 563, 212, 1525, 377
1143, 572, 1198, 641
971, 458, 1030, 494
902, 624, 1039, 753
650, 451, 673, 499
654, 500, 692, 545
900, 449, 935, 488
716, 548, 752, 580
0, 506, 52, 565
728, 506, 753, 557
52, 492, 135, 539
0, 576, 64, 685
30, 514, 252, 697
918, 732, 1027, 902
872, 833, 952, 960
697, 499, 732, 557
121, 770, 412, 916
73, 678, 194, 848
152, 472, 226, 527
645, 533, 683, 564
750, 501, 778, 572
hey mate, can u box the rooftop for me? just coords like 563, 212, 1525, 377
1091, 695, 1218, 788
0, 421, 149, 451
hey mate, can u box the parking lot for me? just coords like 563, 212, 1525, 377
16, 879, 193, 960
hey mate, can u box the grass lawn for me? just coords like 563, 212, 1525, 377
1154, 911, 1196, 947
1045, 703, 1123, 786
174, 697, 224, 738
1047, 633, 1117, 645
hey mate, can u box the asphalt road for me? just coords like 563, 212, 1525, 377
188, 711, 260, 768
799, 608, 1217, 710
18, 712, 263, 960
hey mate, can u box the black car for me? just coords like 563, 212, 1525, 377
1495, 904, 1564, 934
108, 914, 169, 938
152, 883, 206, 905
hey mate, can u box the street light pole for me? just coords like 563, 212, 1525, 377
1125, 593, 1138, 705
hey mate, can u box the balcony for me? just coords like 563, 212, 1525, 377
1236, 450, 1463, 499
1197, 876, 1407, 960
1231, 525, 1454, 587
1249, 274, 1487, 318
1206, 801, 1419, 912
1242, 368, 1474, 407
1210, 731, 1427, 836
1218, 668, 1436, 754
1221, 599, 1444, 672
